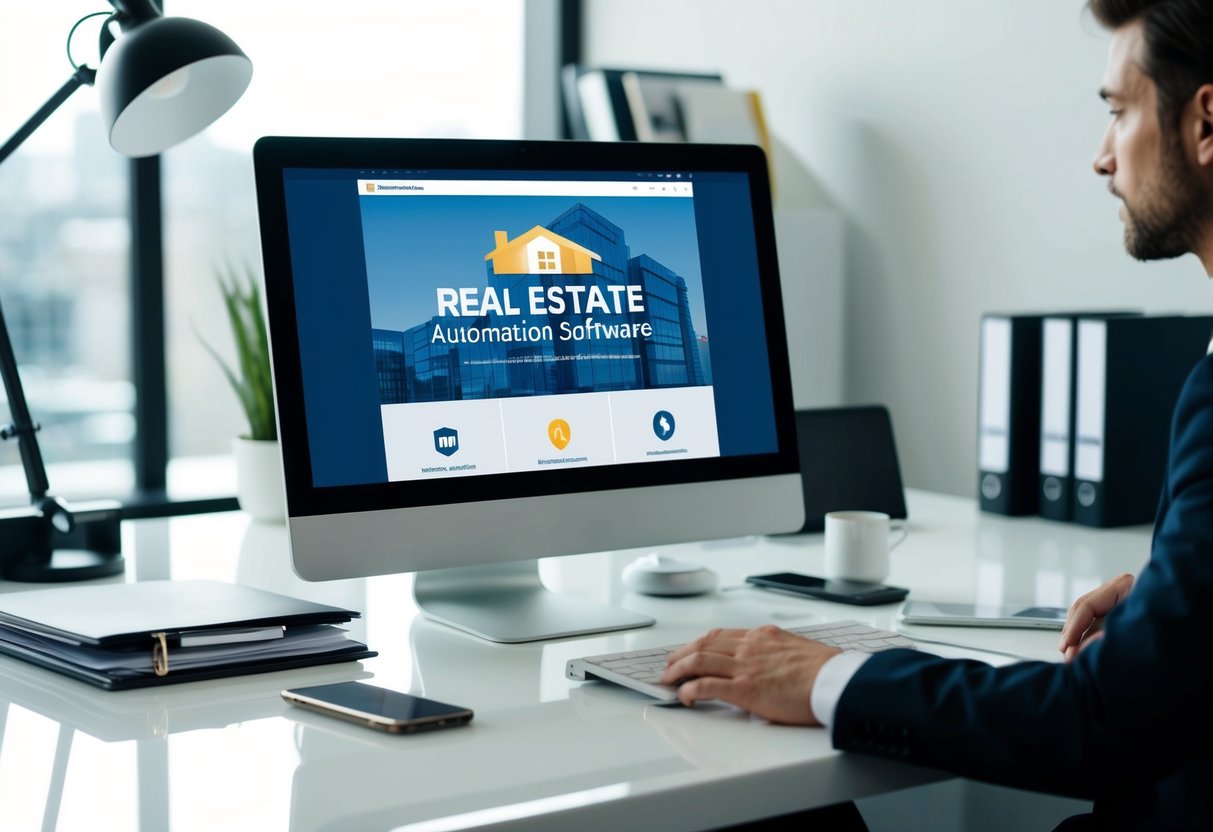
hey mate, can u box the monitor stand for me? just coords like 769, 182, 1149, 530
413, 560, 655, 643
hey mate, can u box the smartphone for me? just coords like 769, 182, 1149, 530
746, 572, 909, 606
900, 601, 1067, 629
282, 682, 473, 733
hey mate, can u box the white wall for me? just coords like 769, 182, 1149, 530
584, 0, 1213, 496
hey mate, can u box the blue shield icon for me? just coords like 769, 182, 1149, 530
652, 410, 675, 441
433, 427, 460, 457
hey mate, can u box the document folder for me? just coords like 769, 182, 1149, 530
978, 314, 1044, 515
1072, 315, 1213, 527
0, 580, 376, 690
1038, 312, 1140, 522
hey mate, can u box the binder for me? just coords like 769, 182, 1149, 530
1072, 315, 1213, 527
978, 314, 1044, 515
0, 580, 376, 690
1038, 312, 1140, 522
560, 65, 723, 141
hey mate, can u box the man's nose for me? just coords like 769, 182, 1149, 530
1093, 127, 1116, 176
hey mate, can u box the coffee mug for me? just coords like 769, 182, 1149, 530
823, 510, 907, 584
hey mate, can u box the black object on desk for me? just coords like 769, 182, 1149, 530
747, 572, 909, 606
0, 580, 376, 690
793, 405, 908, 533
1070, 315, 1213, 527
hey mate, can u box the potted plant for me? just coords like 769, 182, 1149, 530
202, 268, 283, 522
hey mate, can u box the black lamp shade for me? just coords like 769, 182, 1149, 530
96, 16, 252, 158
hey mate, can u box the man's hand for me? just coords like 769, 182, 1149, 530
661, 625, 841, 725
1058, 572, 1134, 662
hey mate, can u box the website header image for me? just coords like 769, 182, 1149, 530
365, 194, 711, 407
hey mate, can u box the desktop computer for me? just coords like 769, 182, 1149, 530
253, 137, 803, 642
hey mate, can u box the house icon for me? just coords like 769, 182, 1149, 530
484, 226, 602, 275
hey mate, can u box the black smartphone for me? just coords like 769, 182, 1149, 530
282, 682, 473, 734
746, 572, 909, 606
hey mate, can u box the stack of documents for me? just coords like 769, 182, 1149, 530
0, 580, 376, 690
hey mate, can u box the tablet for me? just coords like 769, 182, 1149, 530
900, 601, 1067, 630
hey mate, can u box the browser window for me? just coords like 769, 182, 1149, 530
358, 176, 717, 482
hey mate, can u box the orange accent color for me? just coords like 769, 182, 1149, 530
547, 419, 571, 450
484, 226, 603, 275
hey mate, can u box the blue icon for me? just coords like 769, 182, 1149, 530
433, 427, 460, 457
652, 410, 675, 441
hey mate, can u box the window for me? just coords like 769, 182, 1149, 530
0, 2, 133, 505
165, 0, 527, 487
1, 1, 539, 509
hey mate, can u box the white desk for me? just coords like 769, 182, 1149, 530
0, 491, 1151, 831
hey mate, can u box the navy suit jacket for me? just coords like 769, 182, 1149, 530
833, 353, 1213, 828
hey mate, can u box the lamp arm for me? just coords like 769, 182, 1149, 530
0, 64, 98, 508
0, 296, 50, 501
0, 65, 96, 167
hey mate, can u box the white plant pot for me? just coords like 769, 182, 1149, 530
233, 437, 285, 523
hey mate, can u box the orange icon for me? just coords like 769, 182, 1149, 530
548, 419, 571, 450
485, 227, 602, 276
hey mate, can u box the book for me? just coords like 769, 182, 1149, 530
561, 65, 724, 142
0, 580, 376, 690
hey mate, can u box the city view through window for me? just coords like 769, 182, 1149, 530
1, 1, 525, 505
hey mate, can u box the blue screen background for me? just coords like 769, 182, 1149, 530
281, 169, 779, 486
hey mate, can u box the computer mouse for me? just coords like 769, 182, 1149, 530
622, 553, 718, 596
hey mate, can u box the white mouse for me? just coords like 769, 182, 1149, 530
622, 553, 718, 596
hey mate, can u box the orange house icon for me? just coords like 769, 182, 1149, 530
484, 226, 602, 275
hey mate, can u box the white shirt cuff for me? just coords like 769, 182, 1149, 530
811, 650, 872, 728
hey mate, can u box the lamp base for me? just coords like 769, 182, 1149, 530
0, 500, 124, 582
3, 547, 125, 583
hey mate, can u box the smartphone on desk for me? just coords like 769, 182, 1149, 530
282, 681, 473, 734
900, 601, 1067, 629
746, 572, 909, 606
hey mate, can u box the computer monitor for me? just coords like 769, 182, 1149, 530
253, 137, 803, 643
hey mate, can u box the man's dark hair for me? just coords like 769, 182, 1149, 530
1087, 0, 1213, 127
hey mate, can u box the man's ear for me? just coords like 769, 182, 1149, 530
1196, 84, 1213, 167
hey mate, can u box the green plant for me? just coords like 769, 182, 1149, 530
201, 267, 276, 441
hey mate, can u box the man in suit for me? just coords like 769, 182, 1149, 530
664, 0, 1213, 827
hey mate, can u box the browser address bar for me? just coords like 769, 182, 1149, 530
356, 179, 693, 198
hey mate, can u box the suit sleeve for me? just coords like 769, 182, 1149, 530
831, 356, 1213, 799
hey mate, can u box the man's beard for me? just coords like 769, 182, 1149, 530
1117, 133, 1211, 261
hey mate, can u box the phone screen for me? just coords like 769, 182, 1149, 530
754, 573, 881, 593
902, 602, 1067, 623
746, 572, 908, 605
284, 682, 472, 727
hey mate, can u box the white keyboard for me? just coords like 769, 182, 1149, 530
566, 620, 914, 702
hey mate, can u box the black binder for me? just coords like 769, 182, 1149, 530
978, 314, 1045, 515
1071, 315, 1213, 527
1037, 312, 1140, 522
560, 65, 723, 141
0, 580, 376, 690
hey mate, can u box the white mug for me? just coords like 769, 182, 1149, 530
823, 510, 907, 584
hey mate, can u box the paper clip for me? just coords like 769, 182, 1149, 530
152, 631, 169, 677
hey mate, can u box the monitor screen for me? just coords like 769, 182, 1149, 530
254, 138, 802, 640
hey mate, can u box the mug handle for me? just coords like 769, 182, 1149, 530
889, 521, 909, 551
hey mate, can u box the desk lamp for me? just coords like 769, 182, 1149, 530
0, 0, 252, 581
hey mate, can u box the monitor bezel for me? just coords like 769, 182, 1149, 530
253, 137, 799, 519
